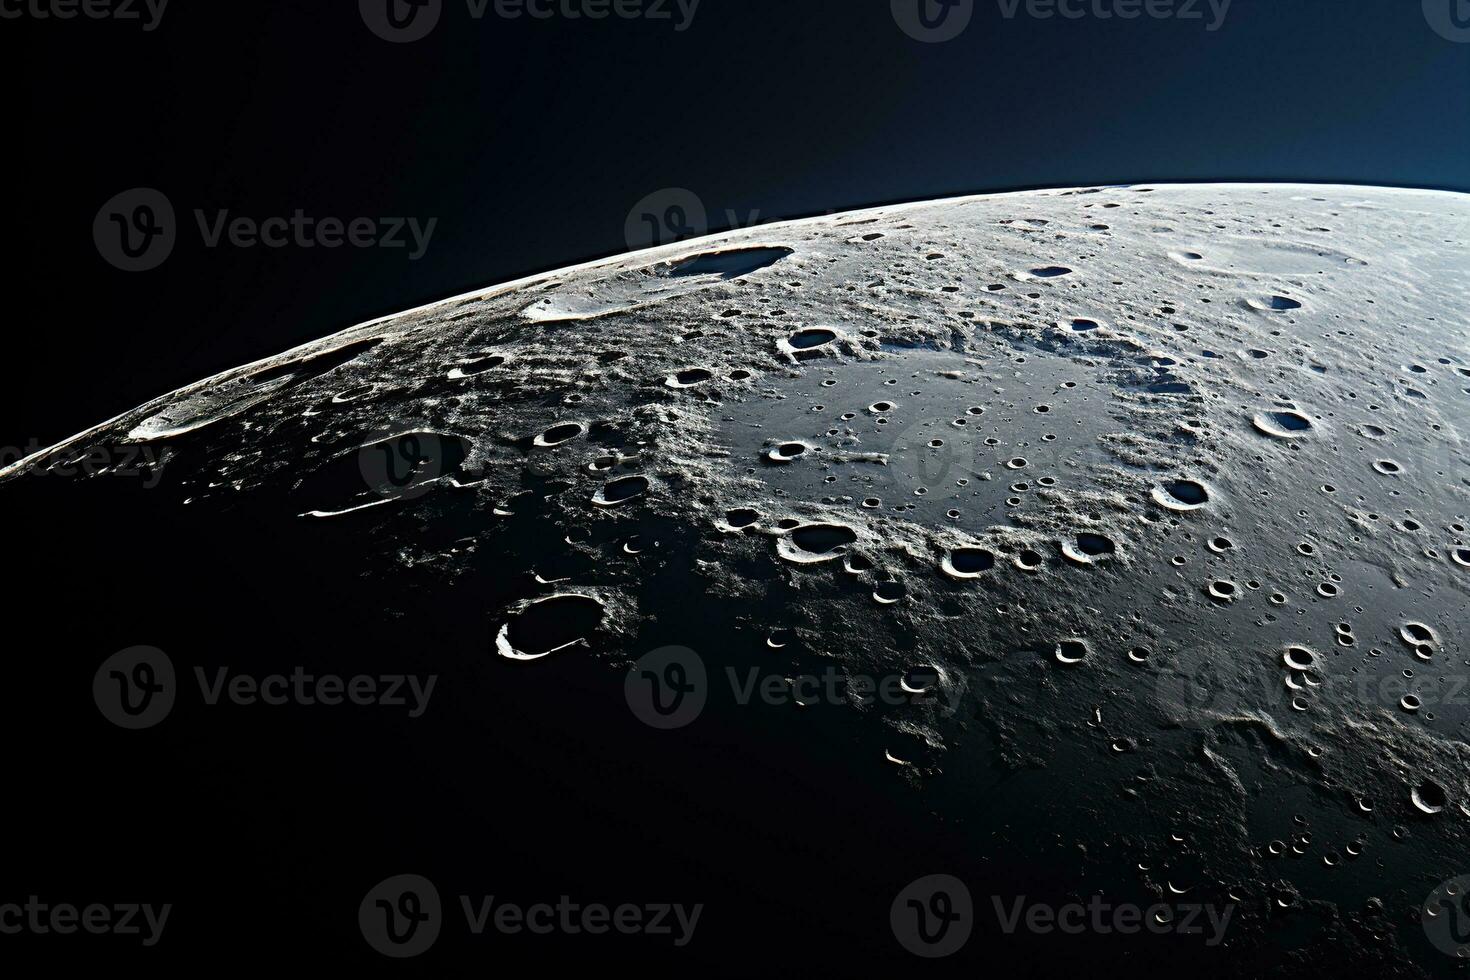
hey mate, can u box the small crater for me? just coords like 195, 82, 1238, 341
724, 508, 760, 529
873, 581, 907, 605
1411, 780, 1447, 816
495, 594, 605, 661
1253, 411, 1313, 439
448, 354, 505, 379
765, 442, 810, 465
1247, 294, 1303, 312
1054, 639, 1090, 666
667, 368, 714, 388
788, 328, 838, 350
1283, 646, 1316, 671
1206, 580, 1239, 603
941, 548, 995, 579
1062, 533, 1117, 564
778, 524, 858, 564
593, 475, 650, 507
1153, 479, 1210, 511
534, 422, 585, 448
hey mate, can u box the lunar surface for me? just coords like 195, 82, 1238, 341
7, 184, 1468, 974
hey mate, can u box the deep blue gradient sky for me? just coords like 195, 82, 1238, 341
10, 0, 1470, 448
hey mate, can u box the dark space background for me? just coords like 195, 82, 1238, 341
7, 0, 1470, 454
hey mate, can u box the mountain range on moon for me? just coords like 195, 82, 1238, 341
6, 183, 1468, 975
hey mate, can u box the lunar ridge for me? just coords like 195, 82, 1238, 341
8, 183, 1469, 973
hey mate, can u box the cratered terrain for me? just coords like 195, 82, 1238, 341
5, 184, 1468, 975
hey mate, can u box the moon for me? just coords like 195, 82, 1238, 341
7, 183, 1468, 971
